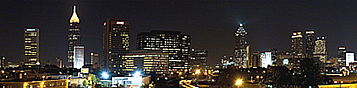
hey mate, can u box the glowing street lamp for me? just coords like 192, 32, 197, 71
236, 79, 243, 86
195, 69, 200, 74
102, 72, 109, 79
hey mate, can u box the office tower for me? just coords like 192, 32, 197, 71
0, 56, 6, 68
56, 57, 62, 68
234, 24, 249, 68
90, 52, 99, 69
346, 52, 354, 66
306, 30, 314, 58
74, 45, 84, 69
190, 49, 207, 66
103, 19, 129, 74
291, 31, 303, 55
313, 36, 327, 63
250, 51, 262, 67
68, 5, 81, 68
338, 46, 346, 66
270, 49, 278, 66
90, 52, 99, 65
123, 50, 169, 75
261, 51, 272, 68
24, 27, 40, 66
137, 30, 191, 71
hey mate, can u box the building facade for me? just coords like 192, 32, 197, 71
122, 51, 169, 75
291, 31, 303, 55
306, 30, 315, 58
74, 45, 84, 69
234, 24, 249, 68
24, 27, 40, 66
346, 52, 355, 66
338, 46, 347, 66
313, 36, 327, 63
56, 57, 62, 68
68, 5, 81, 68
190, 49, 207, 66
137, 30, 190, 71
0, 56, 6, 68
103, 19, 130, 74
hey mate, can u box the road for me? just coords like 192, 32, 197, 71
179, 80, 198, 88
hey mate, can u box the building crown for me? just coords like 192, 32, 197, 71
70, 5, 80, 23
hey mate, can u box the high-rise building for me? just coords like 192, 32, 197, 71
0, 56, 6, 68
190, 49, 207, 66
137, 30, 191, 71
56, 57, 62, 68
74, 45, 84, 69
261, 51, 272, 68
346, 52, 354, 66
306, 30, 314, 58
250, 51, 262, 67
313, 36, 327, 63
234, 24, 249, 68
291, 31, 303, 55
90, 52, 99, 65
68, 5, 81, 68
24, 27, 40, 66
123, 50, 169, 75
103, 19, 129, 73
90, 52, 99, 69
338, 46, 346, 66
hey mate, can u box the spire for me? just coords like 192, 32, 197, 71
70, 5, 80, 23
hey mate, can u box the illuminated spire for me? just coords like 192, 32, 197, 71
70, 5, 80, 23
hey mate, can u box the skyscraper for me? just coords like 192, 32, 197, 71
234, 24, 248, 68
137, 30, 191, 71
291, 31, 303, 55
90, 52, 99, 69
56, 57, 62, 68
338, 46, 347, 66
313, 36, 327, 63
74, 45, 84, 69
0, 56, 6, 68
190, 49, 207, 66
24, 27, 40, 66
103, 19, 129, 74
305, 30, 314, 58
68, 5, 81, 68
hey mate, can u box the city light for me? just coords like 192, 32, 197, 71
134, 71, 141, 77
195, 69, 200, 74
102, 72, 109, 79
236, 79, 243, 86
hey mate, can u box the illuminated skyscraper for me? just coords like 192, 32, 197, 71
74, 45, 84, 69
137, 30, 191, 70
313, 36, 327, 63
0, 56, 6, 68
68, 5, 81, 68
24, 27, 40, 66
306, 30, 314, 58
90, 52, 99, 69
338, 46, 346, 66
234, 24, 249, 68
190, 49, 207, 66
56, 57, 62, 68
103, 19, 129, 74
291, 31, 303, 55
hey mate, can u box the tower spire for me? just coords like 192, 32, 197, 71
70, 5, 80, 23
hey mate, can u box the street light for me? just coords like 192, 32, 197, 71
236, 79, 243, 88
102, 72, 109, 79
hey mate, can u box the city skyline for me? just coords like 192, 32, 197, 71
2, 1, 357, 65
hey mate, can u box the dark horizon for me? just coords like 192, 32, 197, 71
1, 1, 357, 65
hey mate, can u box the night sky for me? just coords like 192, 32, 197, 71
1, 1, 357, 65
